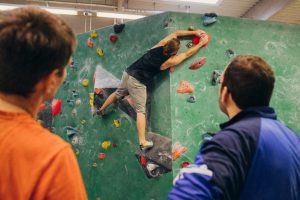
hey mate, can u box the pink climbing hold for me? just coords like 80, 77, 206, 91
87, 37, 93, 48
189, 57, 207, 70
181, 161, 190, 168
52, 99, 62, 117
177, 81, 194, 93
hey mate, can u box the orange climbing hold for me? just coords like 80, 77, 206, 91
177, 81, 194, 93
98, 153, 105, 160
172, 142, 188, 161
87, 37, 93, 48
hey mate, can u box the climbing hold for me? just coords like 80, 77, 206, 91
189, 57, 207, 70
67, 99, 75, 107
70, 59, 76, 69
82, 79, 89, 87
113, 119, 120, 128
188, 26, 195, 31
89, 93, 94, 100
52, 99, 62, 117
38, 103, 46, 111
75, 149, 80, 156
80, 119, 86, 125
180, 161, 190, 168
75, 99, 81, 106
202, 13, 218, 26
63, 80, 69, 85
37, 119, 43, 125
71, 136, 79, 145
112, 143, 117, 148
98, 153, 106, 160
87, 37, 93, 48
101, 141, 111, 150
71, 108, 77, 117
92, 163, 97, 168
113, 23, 125, 34
177, 81, 194, 93
89, 99, 94, 106
90, 31, 98, 38
202, 132, 216, 142
187, 95, 196, 103
225, 48, 235, 58
96, 48, 104, 56
186, 42, 193, 48
109, 33, 118, 43
164, 18, 173, 28
66, 126, 77, 137
211, 70, 222, 86
169, 67, 175, 73
172, 142, 188, 161
72, 90, 79, 97
192, 33, 211, 47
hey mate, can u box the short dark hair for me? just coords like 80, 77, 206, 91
0, 6, 76, 97
222, 55, 275, 109
163, 38, 180, 56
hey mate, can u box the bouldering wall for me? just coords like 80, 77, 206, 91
51, 11, 300, 200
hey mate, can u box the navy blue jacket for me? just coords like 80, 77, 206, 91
169, 107, 300, 200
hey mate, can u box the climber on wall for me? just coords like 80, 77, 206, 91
100, 29, 209, 150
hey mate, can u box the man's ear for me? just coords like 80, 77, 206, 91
35, 69, 60, 100
220, 86, 229, 105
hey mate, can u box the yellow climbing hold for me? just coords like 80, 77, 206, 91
101, 141, 111, 150
82, 79, 89, 87
89, 93, 94, 100
75, 149, 80, 156
113, 119, 120, 128
97, 48, 104, 57
80, 119, 86, 125
90, 31, 98, 38
89, 99, 94, 106
92, 163, 97, 168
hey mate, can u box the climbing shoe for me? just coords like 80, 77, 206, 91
140, 141, 154, 151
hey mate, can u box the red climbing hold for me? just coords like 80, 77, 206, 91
140, 156, 147, 167
109, 33, 118, 43
52, 99, 62, 117
172, 142, 188, 161
191, 33, 211, 47
189, 57, 207, 70
98, 153, 105, 160
177, 81, 194, 93
87, 37, 93, 48
181, 161, 190, 168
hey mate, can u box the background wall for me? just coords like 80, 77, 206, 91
53, 12, 300, 199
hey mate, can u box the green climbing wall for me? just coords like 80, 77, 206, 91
53, 11, 300, 199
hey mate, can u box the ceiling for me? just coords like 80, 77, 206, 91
0, 0, 299, 33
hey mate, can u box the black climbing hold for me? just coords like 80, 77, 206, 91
225, 48, 235, 58
187, 96, 196, 103
204, 13, 218, 18
186, 42, 193, 48
113, 23, 125, 34
202, 13, 217, 26
202, 132, 216, 143
72, 90, 79, 97
67, 99, 75, 107
164, 18, 173, 28
211, 70, 222, 86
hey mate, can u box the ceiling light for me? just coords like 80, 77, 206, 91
0, 4, 78, 15
163, 0, 220, 5
96, 12, 145, 20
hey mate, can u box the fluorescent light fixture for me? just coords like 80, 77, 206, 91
0, 4, 77, 15
163, 0, 220, 5
96, 12, 145, 20
45, 8, 77, 15
0, 4, 18, 10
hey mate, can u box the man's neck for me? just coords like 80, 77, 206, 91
0, 93, 42, 118
227, 105, 242, 120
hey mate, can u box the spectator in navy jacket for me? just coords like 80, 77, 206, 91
169, 55, 300, 200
